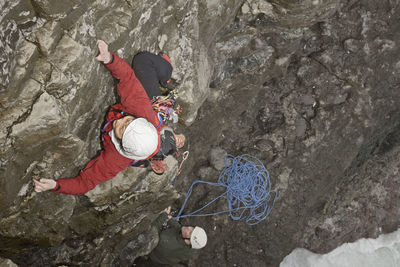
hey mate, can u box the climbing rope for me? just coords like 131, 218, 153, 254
174, 154, 278, 225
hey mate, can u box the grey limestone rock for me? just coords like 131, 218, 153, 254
2, 0, 400, 266
209, 147, 227, 171
0, 258, 18, 267
181, 1, 400, 266
0, 0, 243, 265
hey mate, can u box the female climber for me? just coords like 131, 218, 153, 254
33, 40, 184, 195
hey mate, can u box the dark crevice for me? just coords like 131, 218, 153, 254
308, 53, 355, 88
28, 0, 49, 20
5, 91, 44, 139
339, 114, 400, 185
377, 121, 400, 154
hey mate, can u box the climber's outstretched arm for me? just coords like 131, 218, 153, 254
96, 40, 135, 83
96, 40, 159, 127
33, 142, 133, 195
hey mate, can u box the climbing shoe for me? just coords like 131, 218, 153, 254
161, 126, 185, 149
174, 133, 185, 149
150, 159, 168, 175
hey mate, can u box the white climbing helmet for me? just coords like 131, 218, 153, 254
111, 118, 158, 160
190, 226, 207, 249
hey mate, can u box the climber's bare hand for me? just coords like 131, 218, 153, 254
33, 178, 57, 192
96, 40, 111, 63
164, 206, 171, 214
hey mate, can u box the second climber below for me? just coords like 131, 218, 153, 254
33, 40, 184, 195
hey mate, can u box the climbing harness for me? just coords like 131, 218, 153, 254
155, 112, 163, 129
101, 119, 115, 142
174, 154, 278, 225
102, 91, 181, 140
100, 92, 185, 173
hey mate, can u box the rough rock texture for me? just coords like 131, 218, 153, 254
164, 0, 400, 266
0, 0, 243, 265
0, 257, 17, 267
1, 0, 400, 266
241, 0, 340, 27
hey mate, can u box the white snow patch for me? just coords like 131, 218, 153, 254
280, 229, 400, 267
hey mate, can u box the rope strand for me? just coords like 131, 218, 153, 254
174, 154, 278, 225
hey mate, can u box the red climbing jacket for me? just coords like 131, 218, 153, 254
53, 52, 162, 195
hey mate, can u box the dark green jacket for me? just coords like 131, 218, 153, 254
149, 213, 196, 264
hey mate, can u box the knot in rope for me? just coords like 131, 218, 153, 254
219, 155, 274, 224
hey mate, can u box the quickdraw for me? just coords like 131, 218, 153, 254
173, 151, 189, 185
152, 91, 182, 123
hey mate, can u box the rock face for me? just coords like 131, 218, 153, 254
174, 0, 400, 266
0, 0, 243, 265
0, 257, 18, 267
1, 0, 400, 266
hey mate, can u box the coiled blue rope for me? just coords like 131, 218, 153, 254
174, 154, 278, 225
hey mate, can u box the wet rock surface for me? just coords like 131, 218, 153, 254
1, 0, 400, 266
